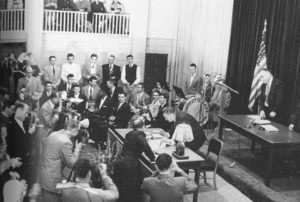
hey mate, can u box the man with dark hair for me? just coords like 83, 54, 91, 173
81, 76, 101, 101
58, 73, 75, 94
109, 91, 131, 128
142, 153, 198, 202
162, 107, 206, 152
102, 55, 121, 88
94, 88, 114, 119
82, 53, 102, 86
61, 159, 119, 202
186, 63, 202, 95
42, 55, 61, 89
69, 84, 86, 113
258, 68, 284, 121
39, 81, 54, 107
113, 115, 155, 202
152, 93, 169, 130
121, 55, 141, 100
0, 100, 14, 142
129, 83, 150, 109
61, 53, 82, 84
40, 119, 84, 202
107, 79, 123, 105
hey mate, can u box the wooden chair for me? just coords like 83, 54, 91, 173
199, 137, 223, 189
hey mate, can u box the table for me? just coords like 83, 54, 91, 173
218, 114, 300, 186
107, 128, 204, 202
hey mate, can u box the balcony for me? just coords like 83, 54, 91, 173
43, 10, 130, 35
0, 9, 131, 43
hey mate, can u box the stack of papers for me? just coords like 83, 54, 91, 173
259, 124, 279, 132
148, 139, 162, 153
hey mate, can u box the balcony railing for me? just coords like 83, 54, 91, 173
43, 10, 130, 35
0, 9, 25, 31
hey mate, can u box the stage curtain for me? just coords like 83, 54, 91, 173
226, 0, 300, 123
170, 0, 234, 95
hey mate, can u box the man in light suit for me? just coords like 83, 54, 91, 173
102, 55, 121, 87
258, 68, 284, 121
38, 93, 61, 155
129, 83, 150, 109
186, 63, 203, 95
142, 153, 198, 202
17, 66, 44, 110
81, 76, 101, 101
82, 53, 102, 86
40, 119, 84, 202
42, 56, 61, 89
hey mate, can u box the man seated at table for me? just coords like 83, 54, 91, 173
81, 76, 101, 101
107, 79, 123, 105
258, 68, 284, 121
109, 91, 131, 128
162, 107, 206, 152
94, 88, 114, 120
58, 73, 75, 96
69, 84, 86, 114
61, 158, 119, 202
142, 153, 198, 202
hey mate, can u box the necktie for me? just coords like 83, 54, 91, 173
109, 65, 113, 75
89, 87, 93, 100
52, 65, 55, 75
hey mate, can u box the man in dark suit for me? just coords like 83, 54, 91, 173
107, 79, 123, 105
152, 93, 169, 130
94, 88, 114, 120
142, 153, 198, 202
162, 107, 207, 152
39, 81, 55, 107
259, 69, 284, 121
7, 102, 36, 184
109, 91, 131, 128
57, 73, 75, 95
69, 84, 87, 113
102, 55, 121, 88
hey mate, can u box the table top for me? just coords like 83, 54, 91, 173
111, 128, 204, 164
219, 115, 300, 146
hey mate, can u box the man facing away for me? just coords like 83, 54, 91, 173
142, 153, 198, 202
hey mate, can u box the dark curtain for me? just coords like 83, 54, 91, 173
226, 0, 300, 124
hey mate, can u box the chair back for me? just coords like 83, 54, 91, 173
207, 137, 223, 157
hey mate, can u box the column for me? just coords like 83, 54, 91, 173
25, 0, 44, 67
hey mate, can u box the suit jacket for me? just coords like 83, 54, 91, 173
81, 85, 101, 101
113, 102, 131, 128
17, 76, 44, 99
187, 75, 203, 95
57, 83, 74, 94
108, 86, 123, 104
102, 64, 121, 86
142, 173, 198, 202
39, 100, 59, 132
95, 96, 114, 119
290, 102, 300, 132
39, 91, 53, 107
259, 78, 284, 115
42, 64, 61, 86
82, 62, 102, 84
129, 92, 151, 108
152, 102, 169, 131
40, 130, 79, 193
169, 112, 206, 152
7, 119, 33, 181
69, 93, 87, 113
61, 176, 118, 202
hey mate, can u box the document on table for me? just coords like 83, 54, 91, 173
148, 139, 163, 152
259, 124, 279, 132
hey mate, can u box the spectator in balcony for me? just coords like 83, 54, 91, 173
7, 0, 23, 9
110, 0, 125, 14
42, 56, 61, 89
44, 0, 58, 10
89, 0, 107, 33
102, 55, 121, 88
61, 53, 82, 84
57, 0, 77, 11
75, 0, 90, 11
82, 53, 102, 86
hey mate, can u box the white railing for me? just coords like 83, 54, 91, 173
0, 9, 25, 31
43, 10, 130, 35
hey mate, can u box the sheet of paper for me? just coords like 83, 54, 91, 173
260, 124, 279, 132
247, 115, 261, 120
148, 139, 162, 152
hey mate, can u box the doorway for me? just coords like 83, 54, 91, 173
144, 53, 168, 95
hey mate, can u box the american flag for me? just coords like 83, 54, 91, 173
248, 20, 267, 111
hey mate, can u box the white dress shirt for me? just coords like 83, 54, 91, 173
15, 118, 25, 133
99, 96, 107, 109
61, 63, 82, 83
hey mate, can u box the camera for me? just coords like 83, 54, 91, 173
76, 128, 89, 145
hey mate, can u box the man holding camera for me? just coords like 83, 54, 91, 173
40, 119, 84, 202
